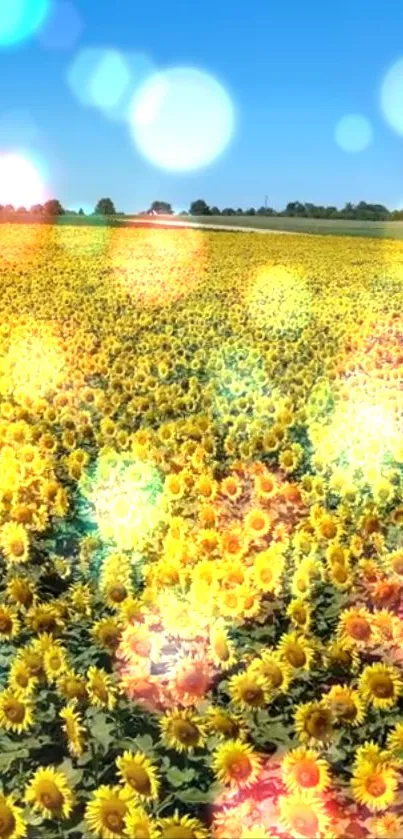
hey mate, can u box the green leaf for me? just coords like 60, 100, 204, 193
131, 734, 156, 755
165, 766, 196, 788
175, 786, 215, 804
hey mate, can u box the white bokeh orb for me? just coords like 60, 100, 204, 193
334, 113, 373, 153
130, 66, 236, 172
381, 58, 403, 136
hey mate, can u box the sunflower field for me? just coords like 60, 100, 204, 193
1, 222, 403, 839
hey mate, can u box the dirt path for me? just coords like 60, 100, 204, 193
120, 217, 301, 234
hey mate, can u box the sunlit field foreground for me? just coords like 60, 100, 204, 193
1, 224, 403, 838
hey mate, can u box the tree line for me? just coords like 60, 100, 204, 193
2, 197, 403, 221
147, 199, 403, 221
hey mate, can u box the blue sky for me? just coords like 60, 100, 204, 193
1, 0, 403, 212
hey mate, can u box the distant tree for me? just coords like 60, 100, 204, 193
78, 208, 85, 216
17, 207, 27, 214
221, 207, 236, 216
43, 199, 65, 216
95, 197, 116, 215
4, 205, 14, 213
246, 207, 256, 215
236, 208, 243, 215
179, 210, 189, 216
30, 204, 44, 215
210, 206, 221, 215
150, 200, 173, 214
189, 199, 211, 215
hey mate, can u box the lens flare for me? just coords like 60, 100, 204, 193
67, 47, 131, 113
381, 57, 403, 137
130, 66, 236, 171
0, 0, 50, 47
0, 319, 66, 405
109, 227, 205, 307
79, 452, 166, 554
0, 152, 46, 208
334, 113, 373, 153
37, 0, 82, 51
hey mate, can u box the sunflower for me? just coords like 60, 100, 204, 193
359, 663, 403, 710
0, 605, 20, 640
252, 547, 285, 593
286, 599, 311, 631
213, 740, 262, 788
25, 767, 75, 820
351, 761, 398, 812
278, 632, 315, 671
209, 622, 237, 669
282, 747, 330, 793
158, 811, 209, 839
87, 666, 118, 711
160, 709, 206, 753
338, 606, 376, 649
85, 785, 133, 839
0, 793, 26, 839
206, 706, 248, 740
244, 507, 272, 540
387, 722, 403, 761
254, 471, 278, 501
124, 806, 160, 839
279, 791, 331, 838
294, 701, 334, 745
92, 617, 122, 653
25, 603, 62, 635
56, 668, 88, 702
170, 657, 211, 704
221, 474, 243, 501
43, 644, 69, 683
0, 522, 29, 564
220, 529, 248, 560
373, 813, 403, 838
0, 689, 34, 733
249, 650, 293, 693
8, 660, 38, 696
59, 701, 86, 757
325, 684, 366, 726
228, 669, 271, 710
5, 576, 35, 609
116, 752, 160, 802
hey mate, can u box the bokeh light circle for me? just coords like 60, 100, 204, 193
381, 57, 403, 136
334, 113, 373, 153
0, 152, 46, 208
130, 67, 236, 171
67, 47, 131, 113
0, 0, 50, 46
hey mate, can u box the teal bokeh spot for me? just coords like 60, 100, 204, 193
0, 0, 50, 47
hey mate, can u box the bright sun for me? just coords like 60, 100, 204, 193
0, 152, 46, 208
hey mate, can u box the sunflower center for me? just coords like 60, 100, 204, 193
38, 781, 64, 811
109, 586, 127, 603
4, 700, 25, 723
346, 617, 371, 641
162, 827, 196, 839
173, 720, 200, 745
10, 541, 25, 557
214, 716, 239, 737
286, 645, 306, 668
0, 802, 16, 838
265, 664, 283, 688
365, 773, 387, 798
214, 639, 230, 661
126, 766, 151, 795
295, 760, 320, 788
101, 800, 127, 833
371, 675, 394, 698
243, 687, 265, 706
0, 616, 12, 634
306, 710, 331, 739
228, 755, 252, 781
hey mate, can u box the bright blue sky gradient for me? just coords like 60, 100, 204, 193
1, 0, 403, 212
